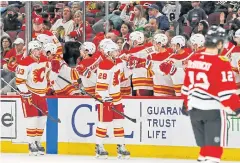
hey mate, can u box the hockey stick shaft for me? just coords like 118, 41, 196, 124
1, 78, 61, 123
58, 75, 137, 123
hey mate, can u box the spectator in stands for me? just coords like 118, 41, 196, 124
165, 30, 175, 47
3, 7, 21, 31
120, 22, 132, 41
144, 18, 163, 38
2, 38, 24, 72
186, 1, 207, 30
51, 6, 74, 42
50, 3, 65, 25
147, 4, 169, 31
105, 32, 118, 42
194, 20, 209, 36
1, 36, 12, 58
120, 4, 147, 30
32, 3, 43, 19
0, 22, 9, 39
116, 37, 125, 50
93, 20, 120, 47
68, 10, 92, 42
71, 2, 81, 15
226, 4, 235, 23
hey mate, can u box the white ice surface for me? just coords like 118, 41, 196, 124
0, 153, 240, 163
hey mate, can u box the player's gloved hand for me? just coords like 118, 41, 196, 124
51, 59, 61, 73
181, 104, 189, 116
159, 62, 176, 75
21, 92, 32, 106
76, 63, 91, 78
7, 57, 18, 72
102, 97, 113, 109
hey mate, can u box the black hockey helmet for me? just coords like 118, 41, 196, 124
205, 25, 227, 47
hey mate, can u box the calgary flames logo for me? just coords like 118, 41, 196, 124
33, 67, 46, 83
113, 70, 120, 86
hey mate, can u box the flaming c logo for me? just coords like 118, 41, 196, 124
33, 67, 46, 83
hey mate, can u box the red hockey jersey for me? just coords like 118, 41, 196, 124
182, 52, 240, 112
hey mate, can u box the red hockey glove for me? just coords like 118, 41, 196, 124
102, 97, 113, 109
51, 59, 61, 73
7, 57, 18, 72
21, 92, 32, 106
76, 63, 91, 78
159, 62, 176, 75
128, 56, 146, 69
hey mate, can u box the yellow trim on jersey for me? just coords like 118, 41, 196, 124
96, 82, 108, 91
110, 92, 122, 103
26, 85, 47, 94
71, 69, 79, 80
99, 104, 103, 122
96, 127, 107, 133
15, 77, 26, 85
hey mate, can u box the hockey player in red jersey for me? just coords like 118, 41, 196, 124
181, 26, 240, 163
95, 41, 130, 159
15, 41, 61, 156
159, 35, 191, 96
32, 16, 63, 56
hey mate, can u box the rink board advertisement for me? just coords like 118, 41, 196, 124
57, 98, 196, 146
1, 96, 240, 160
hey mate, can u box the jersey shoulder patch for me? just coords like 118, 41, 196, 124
218, 56, 229, 62
98, 59, 114, 70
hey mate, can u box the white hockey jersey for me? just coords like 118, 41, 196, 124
229, 46, 240, 94
147, 49, 175, 96
128, 44, 155, 90
16, 55, 57, 96
167, 49, 192, 96
96, 58, 131, 105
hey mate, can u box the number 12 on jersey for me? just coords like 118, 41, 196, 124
188, 70, 234, 90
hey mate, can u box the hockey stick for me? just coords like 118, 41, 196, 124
1, 77, 61, 123
58, 75, 137, 123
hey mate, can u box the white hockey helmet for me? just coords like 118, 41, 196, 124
190, 34, 205, 47
43, 43, 57, 54
36, 34, 52, 45
103, 42, 119, 55
80, 42, 96, 55
235, 29, 240, 38
99, 39, 114, 50
171, 35, 186, 48
153, 33, 168, 46
129, 31, 144, 45
28, 40, 42, 51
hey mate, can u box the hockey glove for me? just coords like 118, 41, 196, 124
159, 62, 176, 75
76, 63, 91, 78
21, 92, 32, 106
181, 104, 189, 116
51, 59, 61, 73
7, 57, 18, 72
102, 97, 113, 109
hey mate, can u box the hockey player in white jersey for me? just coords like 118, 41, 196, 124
146, 33, 175, 96
75, 42, 101, 95
229, 29, 240, 94
15, 40, 60, 155
190, 34, 206, 53
43, 43, 80, 95
95, 42, 130, 159
128, 31, 155, 96
159, 35, 191, 96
